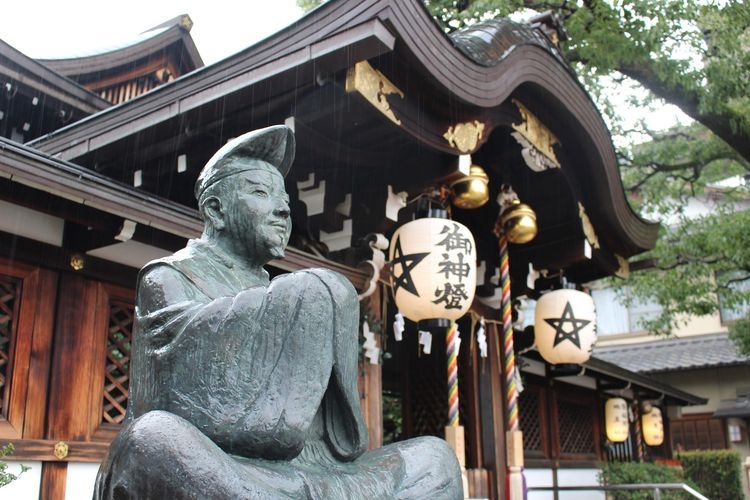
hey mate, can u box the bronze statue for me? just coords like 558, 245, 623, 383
94, 125, 463, 499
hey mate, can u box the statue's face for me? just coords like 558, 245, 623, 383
221, 165, 291, 265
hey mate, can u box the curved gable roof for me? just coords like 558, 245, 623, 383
37, 14, 203, 80
27, 0, 656, 258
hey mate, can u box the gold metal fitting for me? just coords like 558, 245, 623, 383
53, 441, 69, 460
450, 165, 490, 209
69, 254, 85, 271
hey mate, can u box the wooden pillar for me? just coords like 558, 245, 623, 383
21, 269, 57, 440
359, 284, 384, 449
364, 362, 383, 449
479, 320, 508, 500
460, 316, 483, 469
40, 462, 67, 500
42, 273, 103, 497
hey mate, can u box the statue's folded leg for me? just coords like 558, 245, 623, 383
289, 436, 463, 499
390, 436, 463, 499
94, 411, 305, 500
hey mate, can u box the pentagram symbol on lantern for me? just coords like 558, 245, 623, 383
390, 235, 429, 297
543, 301, 591, 349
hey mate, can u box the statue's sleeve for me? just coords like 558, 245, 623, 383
134, 263, 231, 351
127, 262, 253, 420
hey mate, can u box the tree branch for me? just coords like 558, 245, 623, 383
618, 62, 750, 163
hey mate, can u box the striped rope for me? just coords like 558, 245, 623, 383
634, 401, 645, 461
447, 321, 460, 427
500, 235, 519, 432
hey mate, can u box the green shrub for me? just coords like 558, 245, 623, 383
678, 449, 743, 500
599, 461, 690, 500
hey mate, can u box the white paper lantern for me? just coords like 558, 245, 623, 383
605, 398, 630, 443
642, 407, 664, 446
534, 289, 597, 364
390, 219, 476, 323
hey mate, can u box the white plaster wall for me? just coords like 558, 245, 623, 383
525, 468, 553, 500
1, 460, 42, 499
0, 200, 64, 246
65, 462, 100, 500
557, 468, 604, 500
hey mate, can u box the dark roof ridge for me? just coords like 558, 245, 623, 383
0, 38, 110, 113
36, 16, 203, 75
143, 14, 194, 34
450, 18, 569, 70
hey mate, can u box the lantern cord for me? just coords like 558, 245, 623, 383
446, 321, 460, 427
500, 235, 519, 432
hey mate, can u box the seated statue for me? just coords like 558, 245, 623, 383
94, 125, 463, 499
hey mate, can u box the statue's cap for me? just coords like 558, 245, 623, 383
195, 125, 295, 199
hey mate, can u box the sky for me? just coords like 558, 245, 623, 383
0, 0, 305, 65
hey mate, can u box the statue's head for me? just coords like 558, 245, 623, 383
195, 125, 295, 265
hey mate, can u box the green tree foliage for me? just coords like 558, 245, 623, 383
0, 444, 29, 488
298, 0, 750, 351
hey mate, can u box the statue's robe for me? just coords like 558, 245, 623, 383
94, 240, 462, 499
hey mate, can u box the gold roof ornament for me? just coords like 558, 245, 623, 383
346, 60, 404, 125
443, 120, 486, 153
511, 99, 560, 171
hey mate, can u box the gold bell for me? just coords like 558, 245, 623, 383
500, 200, 538, 244
450, 165, 490, 209
496, 184, 537, 244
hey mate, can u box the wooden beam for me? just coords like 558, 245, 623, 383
5, 438, 110, 463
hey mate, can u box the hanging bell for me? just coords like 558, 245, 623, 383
499, 200, 537, 244
496, 184, 537, 244
450, 165, 490, 209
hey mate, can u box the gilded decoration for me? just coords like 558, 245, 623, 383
578, 202, 600, 250
443, 120, 486, 153
511, 99, 560, 170
54, 441, 69, 460
345, 60, 404, 125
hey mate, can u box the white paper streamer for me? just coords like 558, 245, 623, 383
362, 321, 380, 365
393, 311, 405, 342
418, 330, 432, 354
477, 317, 487, 358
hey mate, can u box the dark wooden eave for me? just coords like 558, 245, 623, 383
26, 0, 656, 260
36, 14, 204, 80
584, 357, 707, 406
0, 39, 110, 115
0, 137, 367, 287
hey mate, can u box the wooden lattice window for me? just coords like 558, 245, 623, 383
556, 395, 597, 457
0, 275, 21, 419
102, 300, 134, 424
519, 386, 543, 453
